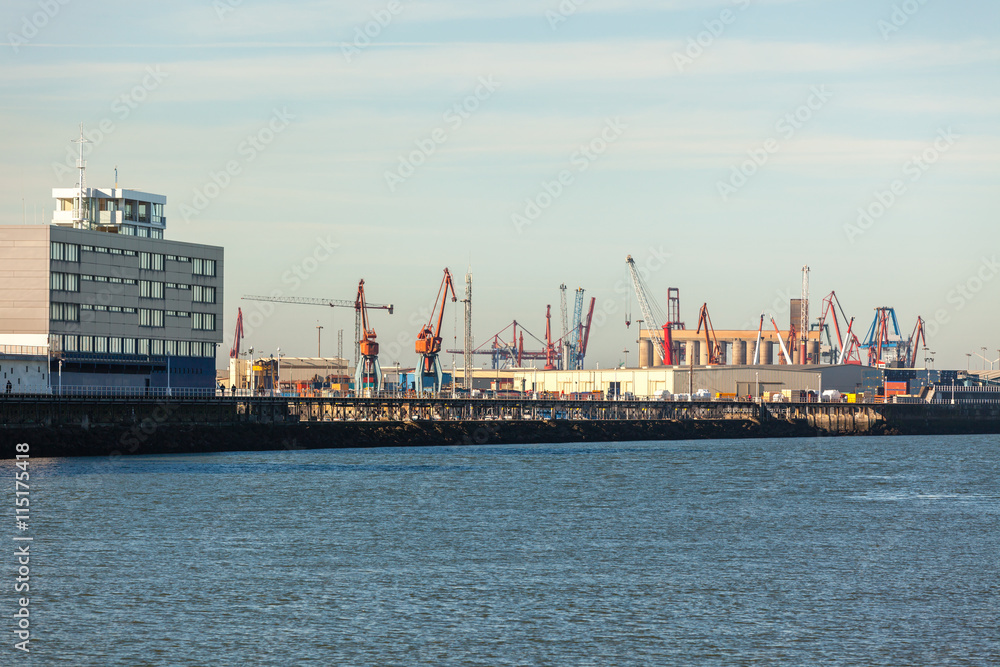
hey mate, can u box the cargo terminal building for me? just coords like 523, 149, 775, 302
0, 178, 223, 393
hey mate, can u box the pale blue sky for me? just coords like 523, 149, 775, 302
2, 0, 998, 369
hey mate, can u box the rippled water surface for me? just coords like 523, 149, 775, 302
17, 434, 1000, 665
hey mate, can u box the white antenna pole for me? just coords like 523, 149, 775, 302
71, 123, 92, 229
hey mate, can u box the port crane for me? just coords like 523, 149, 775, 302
544, 305, 557, 370
770, 316, 794, 365
626, 255, 675, 364
354, 280, 383, 394
414, 269, 457, 393
861, 307, 904, 367
230, 307, 244, 359
241, 293, 393, 368
695, 303, 724, 365
905, 316, 927, 369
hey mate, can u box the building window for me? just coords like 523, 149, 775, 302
79, 336, 93, 352
139, 280, 165, 299
51, 242, 80, 262
122, 225, 136, 236
139, 252, 164, 271
192, 285, 216, 303
109, 337, 122, 354
123, 338, 136, 355
51, 272, 80, 292
139, 308, 164, 328
136, 227, 150, 238
151, 339, 164, 355
192, 258, 216, 277
165, 340, 177, 356
50, 302, 80, 322
151, 228, 163, 239
178, 340, 191, 356
191, 312, 216, 331
61, 335, 79, 352
94, 336, 108, 353
138, 339, 150, 355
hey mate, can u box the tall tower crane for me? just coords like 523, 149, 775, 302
626, 255, 674, 364
241, 293, 393, 368
354, 279, 382, 394
414, 269, 457, 393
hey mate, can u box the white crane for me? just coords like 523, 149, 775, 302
626, 255, 669, 364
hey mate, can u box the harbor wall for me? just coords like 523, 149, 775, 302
2, 398, 999, 458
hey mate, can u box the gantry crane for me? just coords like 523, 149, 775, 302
695, 303, 724, 365
241, 293, 393, 369
354, 279, 383, 394
414, 268, 457, 393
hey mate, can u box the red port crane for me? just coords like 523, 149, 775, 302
354, 279, 382, 394
230, 307, 244, 359
906, 316, 927, 369
544, 305, 557, 370
695, 303, 724, 365
414, 269, 457, 393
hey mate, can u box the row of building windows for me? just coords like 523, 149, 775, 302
81, 305, 138, 313
139, 252, 165, 271
191, 312, 216, 331
82, 275, 136, 285
53, 302, 215, 329
80, 245, 137, 256
51, 242, 79, 262
52, 273, 214, 302
56, 335, 215, 358
50, 242, 216, 275
139, 280, 165, 299
121, 225, 164, 239
51, 272, 80, 292
138, 308, 165, 327
51, 302, 80, 322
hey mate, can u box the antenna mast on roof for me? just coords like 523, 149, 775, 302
71, 124, 92, 230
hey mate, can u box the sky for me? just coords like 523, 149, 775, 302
1, 0, 998, 371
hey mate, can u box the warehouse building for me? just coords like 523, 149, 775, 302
511, 364, 867, 399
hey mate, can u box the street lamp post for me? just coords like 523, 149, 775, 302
277, 348, 282, 397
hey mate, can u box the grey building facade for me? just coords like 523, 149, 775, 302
0, 186, 223, 392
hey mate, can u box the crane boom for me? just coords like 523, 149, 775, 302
242, 294, 393, 312
626, 255, 669, 363
770, 316, 793, 364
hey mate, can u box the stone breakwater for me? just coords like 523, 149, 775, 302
3, 402, 999, 458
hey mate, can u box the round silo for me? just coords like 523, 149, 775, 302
639, 339, 652, 368
732, 340, 747, 365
